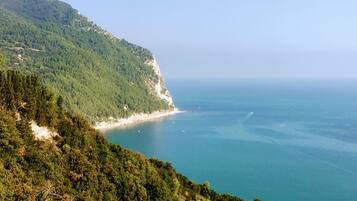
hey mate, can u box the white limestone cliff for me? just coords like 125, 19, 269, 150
145, 58, 175, 107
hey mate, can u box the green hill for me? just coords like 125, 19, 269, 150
0, 1, 258, 200
0, 0, 174, 122
0, 69, 244, 200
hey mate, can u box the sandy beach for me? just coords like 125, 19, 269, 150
94, 109, 182, 131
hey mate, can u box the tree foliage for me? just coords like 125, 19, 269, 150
0, 53, 4, 69
0, 0, 172, 121
0, 70, 246, 200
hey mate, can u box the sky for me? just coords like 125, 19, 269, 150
62, 0, 357, 79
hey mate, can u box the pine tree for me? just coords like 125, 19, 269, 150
0, 53, 4, 69
0, 71, 5, 106
46, 93, 58, 128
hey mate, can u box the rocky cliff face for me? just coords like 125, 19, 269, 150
146, 58, 175, 108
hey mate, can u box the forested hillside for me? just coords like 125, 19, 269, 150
0, 68, 245, 200
0, 0, 173, 121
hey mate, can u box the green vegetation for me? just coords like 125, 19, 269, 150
0, 69, 244, 200
0, 53, 4, 69
0, 1, 258, 200
0, 0, 172, 121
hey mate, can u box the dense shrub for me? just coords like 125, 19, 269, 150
0, 70, 245, 200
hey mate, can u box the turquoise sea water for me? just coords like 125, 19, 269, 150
105, 79, 357, 201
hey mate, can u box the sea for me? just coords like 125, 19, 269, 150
105, 79, 357, 201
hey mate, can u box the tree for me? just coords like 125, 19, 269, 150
45, 93, 58, 128
0, 53, 5, 69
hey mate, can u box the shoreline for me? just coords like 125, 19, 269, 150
94, 109, 182, 132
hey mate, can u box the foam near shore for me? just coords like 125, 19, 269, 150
94, 109, 182, 131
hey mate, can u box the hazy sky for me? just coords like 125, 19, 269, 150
62, 0, 357, 79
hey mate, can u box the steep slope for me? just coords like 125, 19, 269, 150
0, 69, 245, 200
0, 0, 174, 122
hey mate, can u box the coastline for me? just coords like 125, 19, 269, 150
94, 108, 182, 132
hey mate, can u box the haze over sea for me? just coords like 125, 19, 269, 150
106, 79, 357, 201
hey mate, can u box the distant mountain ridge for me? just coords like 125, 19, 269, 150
0, 0, 174, 121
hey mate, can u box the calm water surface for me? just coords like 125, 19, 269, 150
106, 79, 357, 201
